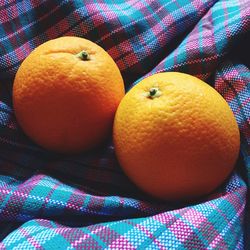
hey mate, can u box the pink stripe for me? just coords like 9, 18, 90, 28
235, 97, 250, 115
19, 227, 43, 249
0, 175, 44, 218
0, 2, 65, 44
191, 0, 207, 11
65, 190, 85, 211
0, 242, 7, 249
108, 235, 136, 250
135, 223, 167, 250
154, 52, 226, 77
168, 218, 193, 242
21, 175, 45, 187
208, 200, 245, 249
70, 225, 106, 248
153, 211, 178, 224
38, 181, 61, 214
95, 0, 176, 45
181, 208, 207, 227
216, 67, 247, 103
209, 203, 238, 240
222, 1, 231, 40
0, 1, 43, 22
114, 12, 179, 68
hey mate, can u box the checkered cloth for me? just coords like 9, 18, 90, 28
0, 0, 249, 249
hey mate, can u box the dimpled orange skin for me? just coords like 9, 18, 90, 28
113, 72, 240, 201
13, 36, 125, 153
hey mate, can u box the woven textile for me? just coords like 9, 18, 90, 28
0, 0, 249, 249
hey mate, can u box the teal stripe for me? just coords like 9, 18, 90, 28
82, 194, 91, 210
180, 215, 210, 247
177, 34, 188, 69
42, 234, 71, 249
21, 186, 52, 213
107, 220, 136, 235
45, 191, 72, 216
212, 3, 240, 53
80, 227, 108, 248
2, 221, 47, 247
198, 21, 205, 73
137, 217, 186, 249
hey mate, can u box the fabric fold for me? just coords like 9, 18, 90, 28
0, 0, 249, 248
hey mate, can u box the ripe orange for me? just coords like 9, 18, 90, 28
13, 36, 125, 153
113, 72, 240, 201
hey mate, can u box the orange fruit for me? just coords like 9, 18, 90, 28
113, 72, 240, 201
13, 36, 125, 153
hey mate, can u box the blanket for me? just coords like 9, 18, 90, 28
0, 0, 249, 249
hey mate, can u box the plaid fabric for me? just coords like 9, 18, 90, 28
0, 0, 249, 249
